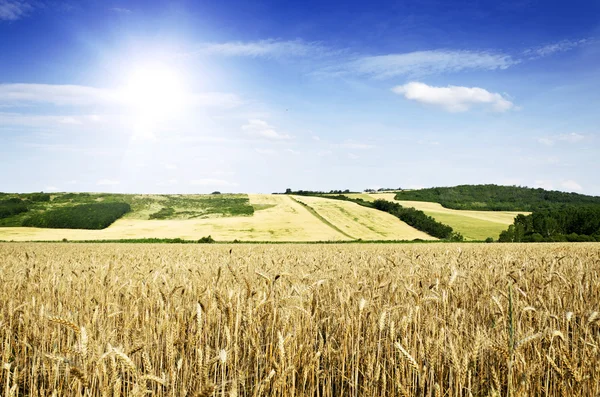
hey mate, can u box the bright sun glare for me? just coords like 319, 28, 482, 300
124, 66, 185, 116
122, 65, 186, 139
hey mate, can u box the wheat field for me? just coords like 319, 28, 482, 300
1, 242, 599, 396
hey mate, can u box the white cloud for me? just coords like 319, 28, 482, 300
338, 140, 375, 149
255, 148, 277, 155
196, 39, 328, 58
0, 84, 117, 106
164, 163, 178, 170
242, 119, 291, 140
561, 180, 583, 192
321, 50, 516, 79
537, 137, 554, 146
534, 180, 554, 190
0, 0, 32, 21
97, 179, 120, 186
392, 82, 514, 112
110, 7, 132, 14
45, 186, 59, 192
347, 153, 360, 160
0, 84, 240, 108
189, 178, 238, 187
524, 39, 589, 59
537, 132, 586, 146
156, 179, 178, 186
59, 117, 82, 125
417, 139, 440, 146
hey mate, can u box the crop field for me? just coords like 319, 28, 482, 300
0, 195, 433, 242
0, 195, 349, 242
372, 193, 527, 240
292, 195, 435, 241
1, 242, 599, 396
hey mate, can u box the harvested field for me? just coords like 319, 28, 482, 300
292, 195, 436, 240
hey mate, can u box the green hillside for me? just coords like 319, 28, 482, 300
0, 192, 254, 229
394, 184, 600, 211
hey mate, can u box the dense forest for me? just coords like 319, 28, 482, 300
499, 207, 600, 242
394, 184, 600, 211
22, 203, 131, 230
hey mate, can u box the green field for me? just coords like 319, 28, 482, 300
371, 193, 526, 240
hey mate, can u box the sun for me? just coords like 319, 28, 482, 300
123, 65, 186, 119
121, 65, 187, 139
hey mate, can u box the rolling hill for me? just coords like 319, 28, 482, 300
0, 193, 433, 242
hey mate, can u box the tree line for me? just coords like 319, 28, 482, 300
499, 206, 600, 242
22, 203, 131, 230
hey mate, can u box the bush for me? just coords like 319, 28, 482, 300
149, 207, 176, 220
485, 237, 494, 243
22, 202, 130, 230
198, 235, 215, 243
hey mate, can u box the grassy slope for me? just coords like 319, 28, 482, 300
0, 195, 351, 242
371, 193, 527, 240
0, 194, 437, 242
293, 195, 437, 241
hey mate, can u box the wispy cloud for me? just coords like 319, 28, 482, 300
110, 7, 132, 14
524, 39, 589, 59
392, 82, 514, 112
242, 119, 291, 140
0, 84, 116, 106
195, 39, 331, 59
338, 140, 375, 149
0, 83, 241, 108
255, 148, 277, 155
189, 178, 238, 187
534, 180, 554, 190
97, 179, 120, 186
537, 132, 586, 146
0, 0, 32, 21
319, 50, 516, 79
561, 180, 583, 192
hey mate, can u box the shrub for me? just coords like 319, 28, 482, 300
149, 207, 176, 220
198, 235, 215, 243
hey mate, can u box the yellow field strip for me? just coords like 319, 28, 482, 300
293, 195, 436, 240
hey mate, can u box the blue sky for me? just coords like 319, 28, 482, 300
1, 0, 599, 194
